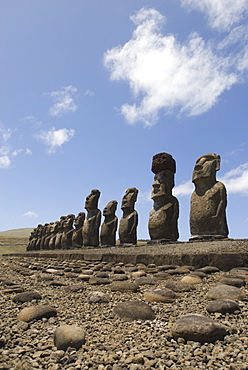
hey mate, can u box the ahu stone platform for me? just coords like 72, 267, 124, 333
3, 239, 248, 271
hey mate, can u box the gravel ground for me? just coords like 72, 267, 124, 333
0, 255, 248, 370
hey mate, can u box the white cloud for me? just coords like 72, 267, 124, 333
12, 149, 23, 157
0, 122, 14, 141
219, 163, 248, 195
26, 148, 32, 155
46, 85, 78, 117
0, 155, 11, 169
173, 180, 194, 197
84, 89, 95, 97
103, 8, 239, 126
137, 190, 152, 204
23, 211, 39, 218
36, 127, 75, 154
181, 0, 248, 31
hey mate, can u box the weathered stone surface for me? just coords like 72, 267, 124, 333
144, 287, 177, 302
190, 154, 228, 240
83, 189, 101, 247
17, 305, 57, 322
135, 277, 157, 285
87, 291, 111, 303
119, 188, 139, 245
113, 301, 155, 321
181, 275, 202, 284
165, 280, 196, 292
89, 277, 111, 285
195, 266, 220, 274
110, 281, 139, 292
219, 277, 245, 288
206, 284, 246, 300
171, 314, 227, 342
12, 291, 42, 303
100, 200, 118, 246
54, 325, 86, 350
206, 299, 241, 314
149, 153, 179, 241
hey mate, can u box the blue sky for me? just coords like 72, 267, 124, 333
1, 0, 248, 241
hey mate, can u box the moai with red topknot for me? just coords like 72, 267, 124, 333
148, 153, 179, 242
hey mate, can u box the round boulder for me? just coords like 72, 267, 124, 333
171, 314, 227, 343
181, 275, 202, 284
206, 284, 246, 301
206, 299, 241, 314
17, 305, 57, 322
144, 287, 177, 302
113, 300, 155, 322
54, 325, 86, 350
87, 291, 111, 304
12, 291, 42, 303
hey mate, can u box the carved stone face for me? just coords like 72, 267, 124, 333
85, 189, 100, 210
192, 154, 220, 182
121, 188, 138, 210
151, 170, 174, 200
103, 201, 117, 216
74, 212, 85, 228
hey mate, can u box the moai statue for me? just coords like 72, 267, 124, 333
48, 221, 59, 250
61, 214, 75, 249
54, 216, 67, 249
100, 200, 118, 246
148, 153, 179, 241
83, 189, 101, 247
119, 188, 139, 245
35, 224, 44, 250
190, 153, 228, 240
27, 228, 38, 251
72, 212, 85, 248
42, 223, 53, 250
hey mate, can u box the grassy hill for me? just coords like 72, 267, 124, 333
0, 228, 33, 256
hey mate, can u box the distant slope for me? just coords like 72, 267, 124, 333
0, 228, 34, 238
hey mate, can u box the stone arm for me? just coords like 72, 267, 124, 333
129, 211, 138, 235
171, 197, 179, 240
211, 182, 227, 219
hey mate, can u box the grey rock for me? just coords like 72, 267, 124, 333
144, 287, 177, 302
54, 325, 86, 350
110, 281, 139, 292
171, 314, 227, 342
206, 299, 241, 314
87, 291, 111, 303
113, 300, 155, 321
206, 284, 246, 300
12, 291, 42, 303
17, 305, 57, 322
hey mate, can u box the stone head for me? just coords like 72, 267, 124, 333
192, 153, 220, 183
121, 188, 138, 210
151, 170, 175, 200
74, 212, 85, 228
103, 200, 118, 217
85, 189, 101, 210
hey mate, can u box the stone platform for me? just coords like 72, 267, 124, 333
3, 238, 248, 271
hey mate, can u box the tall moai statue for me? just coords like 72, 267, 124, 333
61, 214, 75, 249
148, 153, 179, 241
190, 153, 228, 240
119, 188, 139, 245
72, 212, 85, 248
100, 200, 118, 246
83, 189, 101, 247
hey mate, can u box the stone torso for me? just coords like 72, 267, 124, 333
190, 181, 228, 237
119, 211, 138, 245
149, 197, 179, 240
